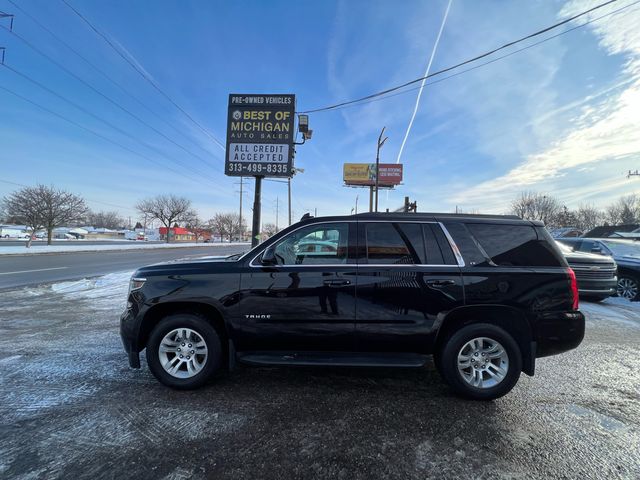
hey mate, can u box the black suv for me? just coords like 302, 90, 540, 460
121, 213, 585, 400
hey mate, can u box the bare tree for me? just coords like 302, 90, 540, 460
575, 204, 604, 232
208, 213, 242, 242
3, 184, 88, 247
605, 194, 640, 225
184, 210, 206, 243
511, 191, 561, 227
262, 222, 278, 238
87, 210, 124, 229
136, 195, 192, 243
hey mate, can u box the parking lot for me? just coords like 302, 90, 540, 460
1, 272, 639, 479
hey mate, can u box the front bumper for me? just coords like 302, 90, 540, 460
120, 308, 141, 368
535, 310, 585, 358
577, 277, 617, 298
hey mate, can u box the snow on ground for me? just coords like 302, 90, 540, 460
0, 242, 250, 256
580, 297, 640, 329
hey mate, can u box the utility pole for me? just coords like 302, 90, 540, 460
355, 194, 359, 215
288, 177, 292, 226
239, 176, 243, 241
251, 176, 262, 247
375, 127, 388, 213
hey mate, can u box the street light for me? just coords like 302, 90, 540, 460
375, 127, 388, 213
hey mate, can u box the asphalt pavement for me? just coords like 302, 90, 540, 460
0, 245, 247, 289
0, 274, 638, 479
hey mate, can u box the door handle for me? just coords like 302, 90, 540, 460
323, 279, 351, 287
425, 279, 455, 288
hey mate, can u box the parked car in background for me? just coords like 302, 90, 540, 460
0, 226, 30, 239
556, 242, 617, 302
557, 238, 640, 300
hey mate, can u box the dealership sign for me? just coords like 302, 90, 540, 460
225, 94, 295, 177
343, 163, 403, 187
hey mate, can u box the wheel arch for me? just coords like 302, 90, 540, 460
435, 304, 535, 376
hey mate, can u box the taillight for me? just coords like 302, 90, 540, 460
567, 268, 579, 310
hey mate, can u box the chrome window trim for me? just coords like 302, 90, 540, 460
438, 222, 466, 267
248, 219, 466, 268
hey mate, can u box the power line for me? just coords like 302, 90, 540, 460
1, 63, 221, 184
0, 21, 223, 173
5, 0, 216, 161
313, 0, 640, 114
299, 0, 620, 114
0, 178, 137, 212
0, 84, 220, 187
59, 0, 226, 150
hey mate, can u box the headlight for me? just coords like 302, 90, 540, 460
129, 277, 146, 293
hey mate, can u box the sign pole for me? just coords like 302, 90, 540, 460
251, 176, 263, 247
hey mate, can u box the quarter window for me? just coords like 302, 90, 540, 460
272, 223, 348, 265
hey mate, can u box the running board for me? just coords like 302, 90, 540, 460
237, 351, 429, 368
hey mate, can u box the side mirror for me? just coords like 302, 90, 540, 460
591, 247, 602, 254
261, 246, 278, 265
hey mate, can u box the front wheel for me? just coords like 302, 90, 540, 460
617, 275, 639, 301
146, 313, 222, 389
439, 323, 522, 400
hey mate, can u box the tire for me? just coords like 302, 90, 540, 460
146, 313, 222, 389
439, 323, 522, 401
617, 275, 640, 301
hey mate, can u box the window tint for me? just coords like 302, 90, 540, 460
365, 223, 424, 264
442, 222, 486, 266
427, 224, 457, 265
467, 223, 563, 267
273, 223, 348, 265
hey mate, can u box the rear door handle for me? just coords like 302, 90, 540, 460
425, 279, 455, 288
323, 279, 351, 287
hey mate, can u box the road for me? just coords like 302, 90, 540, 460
0, 245, 247, 290
0, 271, 638, 479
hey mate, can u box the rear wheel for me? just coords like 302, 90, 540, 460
617, 275, 639, 301
439, 323, 521, 400
146, 313, 222, 389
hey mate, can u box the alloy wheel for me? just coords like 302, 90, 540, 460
158, 328, 208, 379
617, 277, 638, 300
457, 337, 509, 389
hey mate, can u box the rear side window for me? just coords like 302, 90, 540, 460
365, 223, 424, 264
442, 222, 486, 266
425, 224, 457, 265
467, 223, 563, 267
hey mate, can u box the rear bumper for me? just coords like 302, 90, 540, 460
120, 308, 141, 368
535, 310, 585, 358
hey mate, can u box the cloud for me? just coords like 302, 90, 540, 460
450, 1, 640, 210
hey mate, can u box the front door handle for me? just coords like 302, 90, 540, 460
425, 279, 455, 288
323, 279, 351, 287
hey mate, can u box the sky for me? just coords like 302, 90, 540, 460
1, 0, 640, 227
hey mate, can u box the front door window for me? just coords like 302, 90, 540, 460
273, 223, 348, 265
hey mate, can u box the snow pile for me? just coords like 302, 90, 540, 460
0, 242, 250, 256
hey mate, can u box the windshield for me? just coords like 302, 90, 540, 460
600, 240, 640, 258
